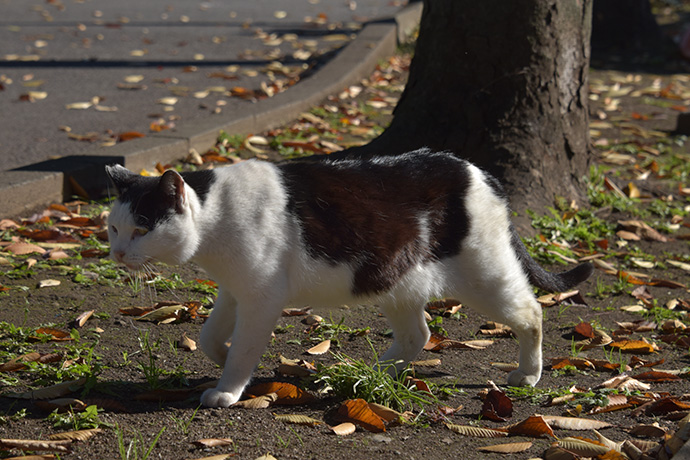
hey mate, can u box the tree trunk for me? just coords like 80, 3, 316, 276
349, 0, 592, 222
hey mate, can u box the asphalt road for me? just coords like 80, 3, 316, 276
0, 0, 407, 171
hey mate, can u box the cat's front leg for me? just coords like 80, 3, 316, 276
199, 290, 237, 366
201, 301, 283, 408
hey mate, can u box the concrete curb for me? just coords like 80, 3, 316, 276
0, 2, 422, 218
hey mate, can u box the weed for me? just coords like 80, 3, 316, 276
313, 340, 441, 413
168, 404, 200, 435
116, 425, 165, 460
136, 329, 190, 389
602, 346, 627, 374
47, 404, 110, 430
310, 316, 370, 348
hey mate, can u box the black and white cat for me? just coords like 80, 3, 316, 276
105, 149, 592, 408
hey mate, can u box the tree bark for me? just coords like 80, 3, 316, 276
348, 0, 593, 220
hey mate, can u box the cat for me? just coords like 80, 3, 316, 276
105, 148, 593, 408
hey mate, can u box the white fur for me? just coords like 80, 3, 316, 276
109, 159, 544, 407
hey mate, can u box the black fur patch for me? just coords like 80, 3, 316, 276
182, 170, 216, 204
107, 167, 216, 230
279, 150, 472, 296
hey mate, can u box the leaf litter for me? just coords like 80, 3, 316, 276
2, 26, 690, 460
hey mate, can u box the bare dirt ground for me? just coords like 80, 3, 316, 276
2, 30, 690, 460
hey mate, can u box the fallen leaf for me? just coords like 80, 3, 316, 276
234, 392, 279, 410
541, 415, 613, 430
628, 423, 667, 438
0, 438, 72, 452
8, 378, 87, 400
505, 415, 555, 438
275, 414, 321, 426
306, 339, 330, 355
477, 441, 533, 454
246, 382, 315, 405
118, 131, 145, 142
481, 390, 513, 422
6, 241, 46, 255
74, 310, 94, 328
49, 428, 102, 441
608, 339, 659, 354
178, 333, 197, 351
337, 399, 385, 433
191, 438, 234, 448
331, 422, 356, 436
445, 423, 508, 438
633, 370, 681, 382
33, 327, 72, 341
555, 437, 610, 457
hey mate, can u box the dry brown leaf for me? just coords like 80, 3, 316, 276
8, 378, 86, 400
331, 422, 356, 436
541, 415, 613, 430
410, 359, 442, 367
191, 438, 234, 448
178, 333, 197, 351
74, 310, 94, 328
48, 428, 102, 441
337, 399, 385, 433
556, 437, 611, 457
477, 441, 532, 453
445, 423, 508, 438
0, 438, 72, 452
246, 382, 315, 405
187, 455, 233, 460
32, 328, 71, 342
306, 339, 330, 355
34, 398, 87, 413
274, 414, 321, 426
38, 279, 61, 288
608, 338, 659, 354
627, 423, 666, 438
590, 394, 632, 414
367, 403, 402, 422
233, 393, 278, 409
505, 415, 555, 438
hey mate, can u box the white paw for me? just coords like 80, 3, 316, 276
201, 388, 240, 408
507, 369, 540, 387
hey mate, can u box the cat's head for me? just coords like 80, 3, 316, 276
105, 165, 199, 269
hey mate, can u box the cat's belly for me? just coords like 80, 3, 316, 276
288, 259, 362, 307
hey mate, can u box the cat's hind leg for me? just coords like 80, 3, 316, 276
503, 298, 543, 387
199, 290, 237, 366
378, 303, 430, 373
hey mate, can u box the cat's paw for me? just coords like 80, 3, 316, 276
507, 369, 540, 387
200, 388, 240, 408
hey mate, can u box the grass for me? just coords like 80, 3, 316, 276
312, 339, 457, 414
116, 425, 166, 460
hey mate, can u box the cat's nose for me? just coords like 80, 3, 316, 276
113, 250, 125, 263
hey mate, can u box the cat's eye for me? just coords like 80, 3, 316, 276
110, 225, 118, 235
134, 228, 149, 237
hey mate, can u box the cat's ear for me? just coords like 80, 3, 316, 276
105, 164, 137, 195
158, 169, 186, 213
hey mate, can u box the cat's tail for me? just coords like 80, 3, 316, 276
510, 225, 594, 293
